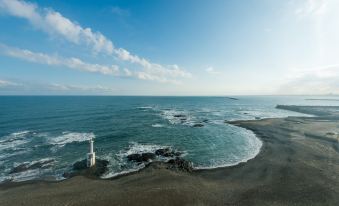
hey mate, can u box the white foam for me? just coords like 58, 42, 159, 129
160, 109, 196, 126
137, 106, 153, 109
100, 142, 185, 179
1, 158, 55, 183
119, 142, 168, 156
0, 131, 31, 151
151, 123, 164, 128
11, 131, 30, 136
101, 166, 144, 179
48, 132, 95, 147
195, 129, 263, 170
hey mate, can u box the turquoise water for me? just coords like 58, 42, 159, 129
0, 96, 338, 182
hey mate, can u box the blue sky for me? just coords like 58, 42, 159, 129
0, 0, 339, 95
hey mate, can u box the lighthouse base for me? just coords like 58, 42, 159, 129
87, 152, 96, 167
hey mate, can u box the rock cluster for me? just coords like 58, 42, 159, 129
127, 147, 193, 173
127, 147, 181, 163
63, 158, 109, 178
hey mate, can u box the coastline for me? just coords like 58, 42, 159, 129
1, 105, 339, 205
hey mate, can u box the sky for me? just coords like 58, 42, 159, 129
0, 0, 339, 95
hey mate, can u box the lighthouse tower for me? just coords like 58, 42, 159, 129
87, 138, 96, 167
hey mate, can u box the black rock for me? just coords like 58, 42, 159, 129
202, 119, 209, 123
155, 148, 175, 157
65, 158, 109, 178
127, 154, 142, 162
10, 159, 54, 174
192, 123, 204, 127
174, 114, 186, 118
167, 157, 193, 172
141, 153, 156, 162
127, 153, 156, 163
155, 148, 182, 158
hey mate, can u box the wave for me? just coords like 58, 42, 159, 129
151, 123, 164, 128
119, 142, 169, 157
0, 131, 32, 151
102, 142, 184, 179
160, 109, 197, 126
195, 129, 263, 170
2, 158, 55, 182
136, 106, 153, 109
48, 132, 95, 147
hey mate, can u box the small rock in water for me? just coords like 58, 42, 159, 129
155, 148, 181, 157
9, 159, 55, 174
167, 157, 193, 172
202, 119, 209, 123
174, 114, 186, 118
192, 123, 204, 127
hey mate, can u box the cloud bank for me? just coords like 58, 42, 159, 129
277, 64, 339, 95
0, 0, 191, 83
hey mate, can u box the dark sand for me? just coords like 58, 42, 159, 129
1, 106, 339, 206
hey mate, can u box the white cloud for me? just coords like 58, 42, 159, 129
0, 79, 19, 87
277, 64, 339, 95
295, 0, 328, 17
0, 44, 120, 75
205, 66, 220, 75
0, 44, 190, 83
111, 6, 130, 16
0, 79, 117, 93
0, 0, 191, 82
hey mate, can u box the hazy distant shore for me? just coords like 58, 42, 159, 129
1, 105, 339, 206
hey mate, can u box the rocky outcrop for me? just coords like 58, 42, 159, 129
127, 153, 156, 163
10, 159, 54, 174
167, 158, 193, 172
155, 148, 181, 157
63, 158, 109, 178
127, 147, 182, 163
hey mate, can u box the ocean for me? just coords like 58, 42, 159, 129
0, 95, 338, 182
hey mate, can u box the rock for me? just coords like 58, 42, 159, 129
66, 158, 109, 178
174, 152, 182, 156
127, 154, 142, 162
192, 123, 204, 127
255, 117, 261, 120
202, 119, 209, 123
226, 97, 238, 100
127, 153, 156, 162
174, 114, 186, 118
10, 159, 54, 174
167, 158, 193, 172
326, 132, 336, 136
141, 153, 156, 162
155, 148, 182, 157
155, 148, 177, 157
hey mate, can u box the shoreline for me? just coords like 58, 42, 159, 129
1, 105, 339, 205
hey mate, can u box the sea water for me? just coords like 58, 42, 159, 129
0, 95, 338, 182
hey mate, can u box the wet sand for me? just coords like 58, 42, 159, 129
0, 106, 339, 206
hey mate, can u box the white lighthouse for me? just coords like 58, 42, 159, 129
87, 138, 95, 167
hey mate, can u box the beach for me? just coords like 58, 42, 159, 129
0, 105, 339, 206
